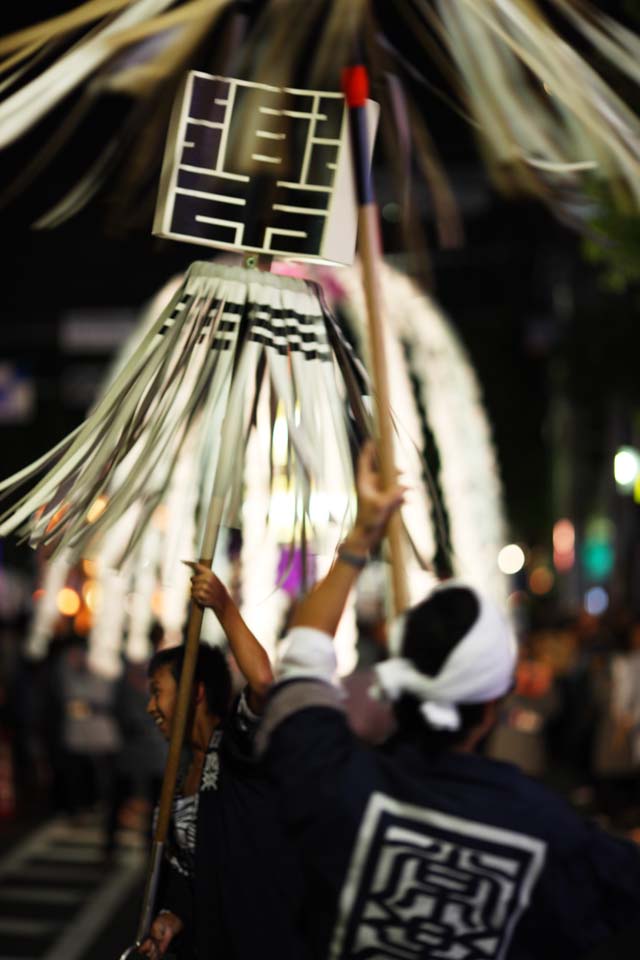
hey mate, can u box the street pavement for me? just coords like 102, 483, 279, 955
0, 815, 145, 960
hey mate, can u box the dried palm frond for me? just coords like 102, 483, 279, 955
0, 0, 638, 236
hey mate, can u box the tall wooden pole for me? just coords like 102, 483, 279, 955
342, 64, 408, 616
122, 495, 226, 959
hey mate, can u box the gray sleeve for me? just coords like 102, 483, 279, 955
255, 678, 346, 757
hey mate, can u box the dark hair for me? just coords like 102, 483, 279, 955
393, 586, 487, 751
148, 643, 232, 718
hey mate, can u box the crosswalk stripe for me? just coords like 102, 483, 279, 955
30, 847, 105, 864
46, 826, 105, 845
0, 887, 82, 904
0, 821, 63, 880
16, 865, 104, 883
0, 815, 145, 960
43, 855, 144, 960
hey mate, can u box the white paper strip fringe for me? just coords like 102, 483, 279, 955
0, 262, 369, 563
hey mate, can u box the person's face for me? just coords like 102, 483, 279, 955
146, 665, 178, 740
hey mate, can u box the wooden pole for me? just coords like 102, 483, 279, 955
128, 493, 225, 955
343, 64, 408, 616
122, 253, 275, 959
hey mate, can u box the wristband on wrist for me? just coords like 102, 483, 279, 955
337, 542, 369, 569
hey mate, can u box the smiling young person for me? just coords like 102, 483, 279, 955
140, 592, 305, 960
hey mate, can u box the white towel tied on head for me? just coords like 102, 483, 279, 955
373, 581, 517, 731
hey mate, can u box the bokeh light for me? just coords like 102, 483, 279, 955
86, 496, 108, 524
497, 544, 525, 575
529, 567, 554, 595
614, 448, 639, 487
57, 587, 81, 616
46, 504, 68, 534
582, 517, 615, 581
82, 558, 97, 577
553, 519, 574, 553
584, 586, 609, 616
553, 519, 575, 572
74, 608, 92, 635
82, 580, 102, 613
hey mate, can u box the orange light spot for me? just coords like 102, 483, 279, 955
82, 580, 101, 612
82, 558, 98, 577
86, 496, 108, 524
529, 567, 554, 596
46, 504, 69, 534
74, 608, 92, 635
57, 587, 81, 617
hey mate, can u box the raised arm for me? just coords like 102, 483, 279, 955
254, 443, 405, 769
189, 565, 273, 712
290, 441, 405, 636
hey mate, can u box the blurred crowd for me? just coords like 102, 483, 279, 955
488, 611, 640, 840
1, 605, 640, 847
1, 623, 168, 851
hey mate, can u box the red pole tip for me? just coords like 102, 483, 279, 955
342, 65, 369, 108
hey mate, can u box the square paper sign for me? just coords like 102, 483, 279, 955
153, 73, 378, 265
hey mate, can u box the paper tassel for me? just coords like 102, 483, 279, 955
239, 389, 289, 665
0, 262, 369, 565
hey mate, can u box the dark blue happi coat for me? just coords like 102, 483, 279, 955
158, 694, 306, 959
261, 677, 640, 960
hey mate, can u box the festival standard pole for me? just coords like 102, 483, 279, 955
342, 62, 409, 617
120, 256, 274, 959
118, 513, 223, 959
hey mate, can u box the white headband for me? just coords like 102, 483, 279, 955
373, 580, 516, 731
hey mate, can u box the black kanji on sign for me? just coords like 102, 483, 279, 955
156, 73, 353, 260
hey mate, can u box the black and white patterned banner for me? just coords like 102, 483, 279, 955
154, 73, 378, 264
